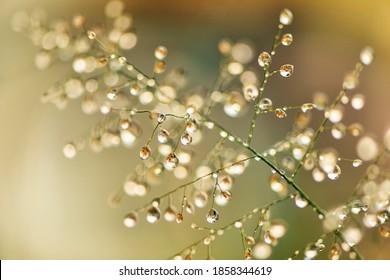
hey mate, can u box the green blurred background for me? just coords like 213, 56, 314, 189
1, 0, 390, 259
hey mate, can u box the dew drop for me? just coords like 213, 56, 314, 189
87, 30, 96, 40
379, 226, 390, 238
318, 149, 338, 173
244, 248, 252, 260
206, 208, 219, 223
329, 243, 341, 260
295, 193, 309, 208
163, 206, 177, 222
275, 108, 287, 118
258, 98, 273, 111
185, 202, 195, 214
155, 45, 168, 60
356, 136, 378, 161
352, 159, 363, 167
193, 191, 208, 208
218, 174, 233, 191
300, 103, 316, 113
279, 8, 293, 25
348, 123, 364, 137
176, 213, 184, 224
331, 123, 347, 140
123, 212, 138, 228
154, 60, 166, 74
327, 164, 341, 180
186, 119, 199, 134
157, 128, 170, 143
258, 51, 272, 67
139, 145, 152, 160
245, 236, 255, 245
157, 113, 166, 123
343, 72, 358, 90
146, 207, 160, 223
243, 84, 259, 101
351, 93, 365, 110
279, 64, 294, 77
106, 88, 118, 100
360, 46, 374, 65
63, 143, 77, 158
312, 167, 325, 182
166, 153, 179, 168
281, 33, 293, 46
253, 242, 272, 259
180, 132, 192, 145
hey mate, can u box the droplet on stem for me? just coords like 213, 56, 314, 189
166, 153, 179, 168
139, 145, 152, 160
281, 33, 293, 46
258, 52, 272, 67
123, 212, 138, 228
275, 108, 287, 118
206, 208, 219, 223
146, 207, 160, 223
279, 64, 294, 77
279, 8, 293, 25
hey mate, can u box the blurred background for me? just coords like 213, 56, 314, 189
1, 0, 390, 259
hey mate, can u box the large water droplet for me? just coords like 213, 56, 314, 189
279, 8, 293, 25
146, 207, 161, 223
206, 208, 219, 223
258, 52, 272, 67
295, 193, 309, 208
139, 145, 152, 160
123, 212, 138, 228
279, 64, 294, 77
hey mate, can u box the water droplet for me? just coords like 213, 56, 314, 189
275, 108, 287, 118
343, 72, 358, 90
186, 118, 199, 134
123, 212, 138, 228
258, 98, 273, 112
164, 206, 177, 222
357, 136, 378, 161
269, 173, 287, 196
244, 248, 252, 260
186, 202, 195, 214
243, 84, 259, 101
312, 167, 325, 182
221, 190, 233, 202
155, 45, 168, 60
328, 104, 344, 123
279, 8, 293, 25
318, 148, 338, 173
63, 143, 77, 158
331, 123, 347, 139
157, 113, 166, 123
329, 243, 341, 260
180, 132, 192, 145
258, 51, 272, 67
154, 60, 166, 74
106, 88, 118, 100
379, 226, 390, 238
218, 174, 233, 191
245, 236, 255, 245
264, 230, 277, 246
295, 193, 309, 208
176, 213, 184, 224
352, 159, 363, 167
279, 64, 294, 77
281, 33, 293, 46
348, 123, 364, 137
193, 191, 208, 208
351, 93, 365, 110
146, 207, 160, 223
253, 242, 272, 259
301, 103, 316, 113
157, 128, 170, 143
327, 164, 341, 180
87, 30, 96, 39
360, 46, 374, 65
206, 208, 219, 223
224, 91, 248, 117
139, 145, 152, 160
166, 153, 179, 168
